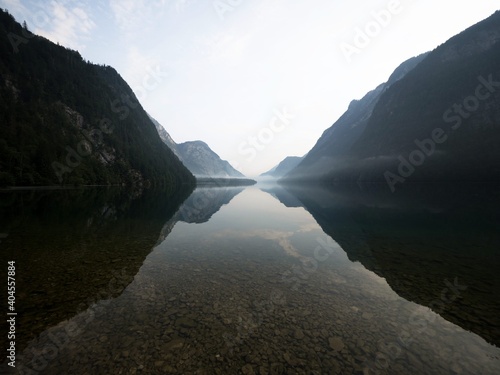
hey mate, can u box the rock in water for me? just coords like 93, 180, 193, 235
329, 336, 345, 351
294, 328, 305, 340
242, 363, 255, 375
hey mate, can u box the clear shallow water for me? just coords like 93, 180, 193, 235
1, 185, 500, 374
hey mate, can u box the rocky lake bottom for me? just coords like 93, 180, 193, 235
2, 185, 500, 374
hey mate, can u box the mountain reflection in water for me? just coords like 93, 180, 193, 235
274, 183, 500, 348
1, 184, 499, 374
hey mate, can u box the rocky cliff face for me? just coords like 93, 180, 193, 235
177, 141, 244, 178
150, 115, 245, 178
149, 115, 180, 157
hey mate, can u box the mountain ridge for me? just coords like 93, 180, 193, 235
149, 115, 245, 178
283, 53, 428, 182
261, 156, 304, 178
0, 9, 194, 188
284, 11, 500, 186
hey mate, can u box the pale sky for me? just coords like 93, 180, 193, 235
2, 0, 498, 176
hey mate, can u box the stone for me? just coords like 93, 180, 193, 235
450, 363, 463, 374
176, 317, 196, 328
162, 338, 185, 351
362, 312, 373, 320
328, 337, 345, 351
270, 363, 284, 375
164, 365, 176, 372
294, 329, 305, 340
283, 352, 295, 366
242, 363, 255, 375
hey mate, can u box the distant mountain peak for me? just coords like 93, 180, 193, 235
261, 156, 304, 178
149, 115, 245, 178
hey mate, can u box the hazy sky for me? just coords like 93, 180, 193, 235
2, 0, 498, 176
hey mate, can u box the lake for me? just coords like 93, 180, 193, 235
1, 183, 499, 374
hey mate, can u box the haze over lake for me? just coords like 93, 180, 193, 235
1, 3, 500, 375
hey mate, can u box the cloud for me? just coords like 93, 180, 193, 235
109, 0, 169, 32
33, 1, 96, 51
0, 0, 27, 16
123, 46, 164, 88
212, 229, 305, 259
108, 0, 135, 30
174, 0, 189, 14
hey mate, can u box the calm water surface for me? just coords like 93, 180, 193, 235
1, 184, 499, 374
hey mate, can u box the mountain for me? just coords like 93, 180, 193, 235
149, 115, 179, 157
0, 10, 194, 188
284, 11, 500, 187
150, 115, 245, 178
155, 186, 245, 244
177, 141, 244, 177
175, 186, 244, 224
282, 53, 427, 183
0, 186, 192, 354
275, 184, 500, 347
261, 156, 304, 178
